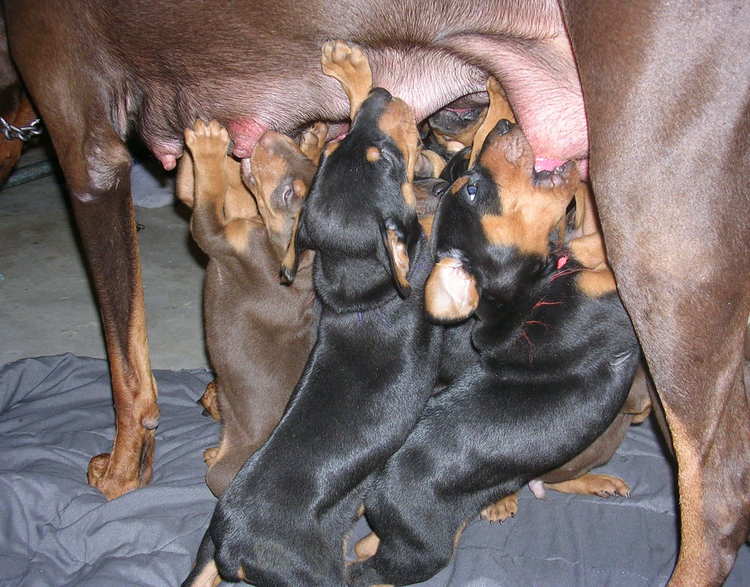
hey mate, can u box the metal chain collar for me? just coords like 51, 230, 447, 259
0, 116, 43, 141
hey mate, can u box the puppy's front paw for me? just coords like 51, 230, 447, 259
184, 119, 230, 162
299, 121, 329, 163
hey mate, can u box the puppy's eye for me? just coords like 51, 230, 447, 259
466, 184, 478, 202
282, 186, 294, 207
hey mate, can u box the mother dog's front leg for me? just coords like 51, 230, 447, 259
7, 11, 160, 499
66, 131, 159, 500
65, 129, 160, 500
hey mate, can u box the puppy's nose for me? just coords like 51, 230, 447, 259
280, 266, 296, 285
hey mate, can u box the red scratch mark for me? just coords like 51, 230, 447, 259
550, 267, 584, 282
532, 299, 562, 310
520, 329, 534, 363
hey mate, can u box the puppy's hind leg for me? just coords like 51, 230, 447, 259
543, 474, 630, 498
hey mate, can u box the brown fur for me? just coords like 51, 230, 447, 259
179, 120, 319, 496
563, 4, 750, 583
6, 2, 748, 581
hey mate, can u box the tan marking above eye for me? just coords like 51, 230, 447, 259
366, 146, 381, 162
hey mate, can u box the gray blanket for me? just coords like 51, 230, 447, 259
1, 354, 748, 586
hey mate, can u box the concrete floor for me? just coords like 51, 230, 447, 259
0, 147, 210, 370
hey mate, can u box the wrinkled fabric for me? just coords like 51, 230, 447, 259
1, 354, 748, 586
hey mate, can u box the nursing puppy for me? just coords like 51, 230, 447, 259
348, 88, 640, 586
186, 41, 442, 586
177, 120, 323, 497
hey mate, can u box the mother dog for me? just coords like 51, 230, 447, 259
4, 1, 748, 584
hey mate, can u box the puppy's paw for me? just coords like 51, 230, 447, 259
354, 532, 380, 561
184, 120, 230, 162
546, 473, 631, 498
299, 121, 328, 163
203, 447, 220, 467
199, 381, 221, 421
480, 493, 518, 522
584, 474, 631, 498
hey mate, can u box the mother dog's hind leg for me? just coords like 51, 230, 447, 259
563, 1, 750, 582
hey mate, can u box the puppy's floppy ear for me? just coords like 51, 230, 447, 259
380, 217, 411, 298
279, 211, 303, 285
280, 191, 312, 285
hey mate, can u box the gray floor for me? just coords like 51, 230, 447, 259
0, 147, 209, 370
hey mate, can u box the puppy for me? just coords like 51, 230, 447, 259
347, 83, 641, 586
186, 41, 442, 586
177, 120, 324, 497
421, 105, 487, 159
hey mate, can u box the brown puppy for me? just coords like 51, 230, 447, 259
178, 120, 323, 496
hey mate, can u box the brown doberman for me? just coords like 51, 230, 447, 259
4, 1, 748, 583
176, 119, 324, 497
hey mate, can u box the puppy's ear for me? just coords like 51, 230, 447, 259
469, 77, 515, 168
279, 216, 301, 284
424, 257, 479, 323
239, 157, 257, 192
380, 218, 411, 298
414, 149, 446, 179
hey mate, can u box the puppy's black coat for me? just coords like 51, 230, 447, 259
347, 122, 640, 586
205, 87, 442, 586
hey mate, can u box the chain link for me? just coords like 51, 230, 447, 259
0, 116, 43, 141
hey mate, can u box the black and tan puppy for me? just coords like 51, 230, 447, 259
186, 41, 443, 586
421, 105, 486, 161
177, 120, 323, 497
347, 84, 641, 587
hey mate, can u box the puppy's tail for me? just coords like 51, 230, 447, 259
182, 529, 220, 587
